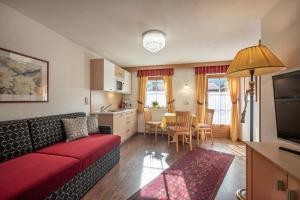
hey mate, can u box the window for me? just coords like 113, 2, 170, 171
207, 77, 231, 125
145, 78, 166, 108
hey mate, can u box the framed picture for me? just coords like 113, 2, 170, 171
0, 47, 49, 103
244, 76, 258, 102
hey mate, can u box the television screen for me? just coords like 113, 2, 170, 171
273, 70, 300, 99
273, 70, 300, 144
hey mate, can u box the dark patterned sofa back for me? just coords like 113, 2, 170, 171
0, 120, 33, 162
28, 112, 86, 151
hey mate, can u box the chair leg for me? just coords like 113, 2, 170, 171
210, 129, 214, 145
197, 131, 199, 145
176, 134, 179, 153
155, 125, 158, 141
168, 133, 170, 146
144, 124, 146, 136
190, 134, 193, 151
182, 135, 185, 146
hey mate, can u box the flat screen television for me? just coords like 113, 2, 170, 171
273, 70, 300, 145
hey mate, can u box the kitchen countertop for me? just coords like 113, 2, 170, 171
90, 108, 136, 115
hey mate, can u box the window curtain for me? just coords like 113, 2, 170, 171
195, 74, 207, 123
137, 76, 148, 113
227, 78, 240, 141
163, 76, 175, 112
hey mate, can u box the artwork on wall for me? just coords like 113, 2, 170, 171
0, 47, 49, 103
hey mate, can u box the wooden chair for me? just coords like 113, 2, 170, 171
168, 111, 193, 152
144, 108, 162, 140
197, 109, 214, 145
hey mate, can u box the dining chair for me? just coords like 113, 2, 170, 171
144, 108, 162, 140
168, 111, 193, 153
197, 109, 214, 145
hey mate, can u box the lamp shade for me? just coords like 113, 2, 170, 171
227, 44, 286, 77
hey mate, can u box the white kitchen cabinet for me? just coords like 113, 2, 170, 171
123, 70, 132, 94
90, 58, 115, 92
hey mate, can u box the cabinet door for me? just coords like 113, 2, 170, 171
103, 59, 115, 92
288, 175, 300, 200
113, 113, 126, 143
123, 71, 131, 94
252, 150, 287, 200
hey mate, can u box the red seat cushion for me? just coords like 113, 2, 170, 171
37, 134, 121, 170
0, 153, 80, 200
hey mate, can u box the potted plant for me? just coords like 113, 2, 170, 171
152, 101, 159, 109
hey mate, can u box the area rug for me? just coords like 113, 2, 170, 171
128, 148, 234, 200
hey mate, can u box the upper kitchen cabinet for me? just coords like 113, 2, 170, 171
90, 58, 131, 94
123, 70, 131, 94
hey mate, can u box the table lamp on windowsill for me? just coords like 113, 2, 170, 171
226, 40, 286, 200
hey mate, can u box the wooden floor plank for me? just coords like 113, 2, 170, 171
82, 134, 245, 200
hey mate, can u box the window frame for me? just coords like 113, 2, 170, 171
144, 76, 167, 109
206, 74, 231, 126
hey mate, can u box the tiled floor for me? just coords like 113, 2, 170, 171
82, 134, 245, 200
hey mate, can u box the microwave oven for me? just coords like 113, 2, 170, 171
116, 80, 123, 91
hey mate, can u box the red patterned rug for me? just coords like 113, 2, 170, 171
128, 148, 234, 200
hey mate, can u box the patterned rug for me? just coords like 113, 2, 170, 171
128, 148, 234, 200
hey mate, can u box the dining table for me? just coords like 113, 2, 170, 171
160, 112, 199, 130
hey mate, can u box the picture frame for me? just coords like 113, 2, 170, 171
0, 47, 49, 103
244, 76, 258, 102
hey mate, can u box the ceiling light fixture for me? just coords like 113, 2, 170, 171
142, 30, 166, 53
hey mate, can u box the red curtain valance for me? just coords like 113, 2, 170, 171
195, 65, 229, 74
137, 68, 174, 77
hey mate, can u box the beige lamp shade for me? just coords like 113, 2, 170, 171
227, 44, 286, 77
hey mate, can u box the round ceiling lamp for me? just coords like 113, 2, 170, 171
142, 30, 166, 53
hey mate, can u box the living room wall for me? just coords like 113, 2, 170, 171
0, 3, 99, 121
260, 0, 300, 142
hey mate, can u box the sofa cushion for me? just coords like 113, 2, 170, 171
0, 153, 80, 200
0, 120, 33, 162
87, 115, 99, 134
38, 134, 121, 169
28, 112, 86, 151
62, 117, 89, 142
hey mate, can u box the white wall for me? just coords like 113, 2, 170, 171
260, 0, 300, 142
0, 3, 100, 121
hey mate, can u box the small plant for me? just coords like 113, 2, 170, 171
152, 101, 159, 109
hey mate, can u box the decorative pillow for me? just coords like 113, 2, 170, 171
87, 115, 99, 134
62, 117, 89, 142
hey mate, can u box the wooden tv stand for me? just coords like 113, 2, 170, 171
245, 142, 300, 200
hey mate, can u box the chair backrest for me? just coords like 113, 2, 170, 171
205, 109, 214, 125
144, 108, 152, 123
175, 111, 192, 130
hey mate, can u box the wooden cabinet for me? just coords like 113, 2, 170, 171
246, 142, 300, 200
96, 109, 137, 143
91, 58, 115, 92
90, 58, 131, 94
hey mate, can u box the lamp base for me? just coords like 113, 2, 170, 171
236, 189, 247, 200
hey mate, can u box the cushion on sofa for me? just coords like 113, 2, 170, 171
0, 120, 33, 162
62, 117, 89, 142
0, 153, 80, 200
28, 112, 86, 151
87, 115, 99, 134
37, 134, 121, 169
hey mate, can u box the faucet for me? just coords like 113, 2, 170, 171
100, 104, 112, 112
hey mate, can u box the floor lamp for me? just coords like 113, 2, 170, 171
226, 41, 286, 200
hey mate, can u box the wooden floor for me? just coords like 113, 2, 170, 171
82, 133, 246, 200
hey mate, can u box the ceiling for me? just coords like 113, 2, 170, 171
1, 0, 279, 67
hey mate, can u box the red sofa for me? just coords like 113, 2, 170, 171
0, 113, 121, 200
